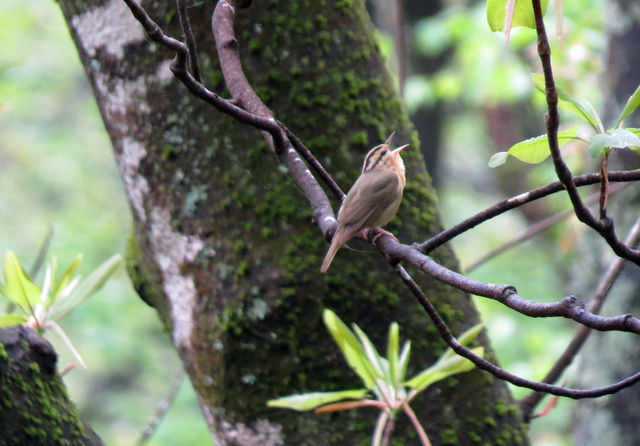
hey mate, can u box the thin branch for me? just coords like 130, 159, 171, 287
599, 155, 609, 219
122, 0, 640, 402
464, 183, 628, 272
177, 0, 202, 82
519, 213, 640, 418
532, 0, 640, 265
395, 264, 640, 398
402, 403, 431, 446
279, 122, 345, 200
418, 171, 640, 253
137, 368, 185, 446
211, 0, 336, 237
122, 0, 337, 237
387, 238, 640, 335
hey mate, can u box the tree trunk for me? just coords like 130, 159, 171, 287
53, 0, 529, 444
571, 0, 640, 443
0, 326, 104, 446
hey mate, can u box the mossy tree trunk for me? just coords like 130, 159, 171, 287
54, 0, 529, 444
0, 326, 104, 446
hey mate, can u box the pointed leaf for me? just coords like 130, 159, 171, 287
387, 322, 400, 387
615, 83, 640, 127
352, 324, 386, 383
405, 347, 484, 391
397, 341, 411, 385
267, 389, 368, 411
323, 309, 376, 389
4, 251, 41, 312
532, 73, 600, 130
53, 255, 122, 320
588, 128, 640, 158
51, 255, 83, 302
441, 324, 484, 361
487, 0, 549, 32
502, 127, 579, 165
0, 314, 28, 328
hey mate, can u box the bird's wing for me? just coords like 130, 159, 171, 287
337, 169, 401, 230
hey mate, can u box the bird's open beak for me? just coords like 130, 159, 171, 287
392, 144, 409, 157
384, 131, 397, 147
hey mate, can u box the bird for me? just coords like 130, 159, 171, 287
321, 132, 408, 273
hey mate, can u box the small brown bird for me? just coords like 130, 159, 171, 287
321, 132, 408, 273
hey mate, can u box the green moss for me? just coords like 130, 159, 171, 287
0, 343, 7, 360
0, 335, 93, 445
441, 428, 458, 445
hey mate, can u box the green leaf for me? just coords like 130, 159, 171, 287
588, 128, 640, 158
441, 324, 484, 361
323, 309, 376, 389
3, 251, 41, 313
487, 0, 549, 32
531, 74, 600, 131
267, 389, 368, 411
626, 128, 640, 152
488, 152, 509, 168
50, 254, 83, 303
490, 127, 579, 167
397, 341, 411, 385
405, 347, 484, 391
387, 322, 400, 387
52, 254, 122, 319
0, 314, 28, 328
352, 324, 386, 383
615, 83, 640, 127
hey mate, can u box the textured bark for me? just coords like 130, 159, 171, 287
55, 0, 529, 444
571, 1, 640, 443
0, 326, 104, 446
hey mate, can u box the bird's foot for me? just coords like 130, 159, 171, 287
364, 227, 398, 246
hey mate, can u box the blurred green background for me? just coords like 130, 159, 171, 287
0, 0, 607, 444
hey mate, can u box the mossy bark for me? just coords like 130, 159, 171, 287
0, 326, 103, 446
56, 0, 529, 444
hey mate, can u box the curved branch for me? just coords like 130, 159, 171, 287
532, 0, 640, 266
122, 0, 640, 401
385, 238, 640, 335
418, 173, 640, 253
395, 265, 640, 399
519, 213, 640, 418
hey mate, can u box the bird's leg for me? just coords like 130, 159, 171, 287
364, 227, 398, 246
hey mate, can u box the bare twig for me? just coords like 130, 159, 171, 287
464, 183, 628, 272
395, 264, 640, 398
419, 171, 640, 254
599, 155, 609, 219
177, 0, 202, 82
532, 0, 640, 266
519, 213, 640, 418
122, 0, 640, 401
137, 368, 185, 446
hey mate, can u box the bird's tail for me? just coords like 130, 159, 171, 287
320, 234, 342, 273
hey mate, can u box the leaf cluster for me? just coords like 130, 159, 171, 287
268, 309, 483, 445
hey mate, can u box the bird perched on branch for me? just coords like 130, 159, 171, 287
321, 132, 408, 273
